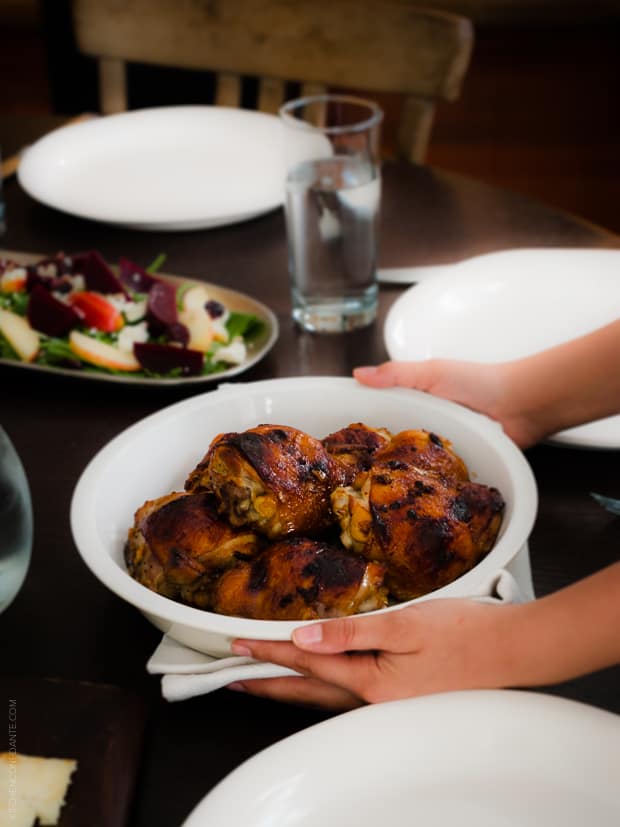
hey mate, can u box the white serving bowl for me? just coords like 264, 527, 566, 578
70, 377, 538, 656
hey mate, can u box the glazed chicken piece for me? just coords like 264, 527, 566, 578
185, 424, 348, 539
125, 491, 261, 609
378, 429, 470, 483
331, 431, 504, 600
322, 422, 392, 483
211, 536, 388, 620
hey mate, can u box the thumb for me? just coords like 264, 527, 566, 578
292, 608, 417, 654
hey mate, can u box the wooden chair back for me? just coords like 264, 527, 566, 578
71, 0, 474, 163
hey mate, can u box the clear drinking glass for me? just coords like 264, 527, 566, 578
0, 426, 32, 613
279, 94, 383, 333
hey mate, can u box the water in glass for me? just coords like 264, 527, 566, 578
286, 156, 380, 332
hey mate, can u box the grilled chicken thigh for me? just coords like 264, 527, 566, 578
322, 422, 392, 483
185, 424, 348, 539
211, 536, 388, 620
380, 429, 470, 483
331, 431, 504, 600
125, 491, 261, 608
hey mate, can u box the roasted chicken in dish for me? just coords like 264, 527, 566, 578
125, 491, 261, 609
185, 424, 348, 539
322, 422, 392, 483
331, 430, 504, 600
125, 422, 506, 620
211, 536, 388, 620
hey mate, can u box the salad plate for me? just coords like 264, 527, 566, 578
182, 690, 620, 826
384, 248, 620, 450
0, 249, 278, 386
17, 106, 286, 230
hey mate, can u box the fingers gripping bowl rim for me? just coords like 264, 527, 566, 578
70, 377, 538, 656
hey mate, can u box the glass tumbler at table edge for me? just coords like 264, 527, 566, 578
0, 426, 32, 613
279, 94, 383, 333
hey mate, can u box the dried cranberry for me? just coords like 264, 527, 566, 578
205, 300, 225, 319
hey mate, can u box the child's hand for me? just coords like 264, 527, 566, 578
230, 599, 519, 709
353, 360, 541, 448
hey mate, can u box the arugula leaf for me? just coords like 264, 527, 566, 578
176, 281, 194, 310
0, 291, 29, 316
146, 253, 167, 273
225, 311, 264, 341
201, 359, 230, 376
0, 330, 19, 360
37, 336, 78, 366
142, 366, 185, 379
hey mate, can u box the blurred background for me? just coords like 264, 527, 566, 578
1, 0, 619, 233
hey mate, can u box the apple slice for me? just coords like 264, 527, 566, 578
182, 285, 230, 342
181, 283, 210, 311
178, 308, 214, 353
0, 308, 40, 362
69, 330, 140, 372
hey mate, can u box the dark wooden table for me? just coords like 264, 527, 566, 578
1, 117, 619, 826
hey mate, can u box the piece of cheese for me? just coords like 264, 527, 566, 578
0, 753, 77, 826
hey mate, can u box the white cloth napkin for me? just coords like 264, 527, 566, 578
148, 553, 532, 702
147, 639, 300, 702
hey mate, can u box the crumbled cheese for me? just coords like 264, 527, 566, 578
0, 267, 27, 291
67, 274, 85, 292
105, 293, 127, 311
107, 293, 147, 323
51, 274, 87, 303
117, 321, 149, 353
124, 298, 147, 323
1, 266, 26, 282
211, 315, 230, 343
215, 336, 246, 365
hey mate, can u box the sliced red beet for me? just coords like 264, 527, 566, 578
71, 251, 128, 296
23, 252, 73, 288
27, 284, 82, 336
118, 257, 161, 293
147, 279, 179, 335
134, 343, 204, 376
166, 321, 190, 347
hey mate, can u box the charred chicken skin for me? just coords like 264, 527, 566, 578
378, 429, 470, 483
331, 431, 504, 600
322, 422, 393, 483
211, 536, 388, 620
125, 491, 262, 609
185, 424, 348, 540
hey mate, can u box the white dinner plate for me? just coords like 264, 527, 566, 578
17, 106, 287, 230
182, 690, 620, 826
384, 248, 620, 450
